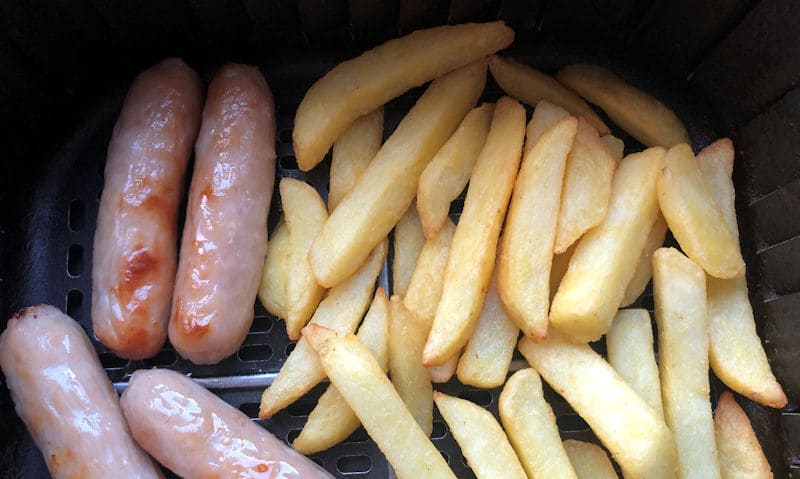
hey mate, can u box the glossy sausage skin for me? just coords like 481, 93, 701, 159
169, 64, 276, 364
92, 58, 202, 359
121, 368, 333, 478
0, 305, 164, 479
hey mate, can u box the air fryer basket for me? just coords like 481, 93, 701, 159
0, 0, 798, 477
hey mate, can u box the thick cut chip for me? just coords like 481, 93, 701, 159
499, 369, 578, 479
303, 325, 455, 479
524, 100, 569, 155
519, 331, 678, 479
434, 392, 527, 479
607, 309, 663, 418
620, 215, 667, 307
404, 218, 456, 325
550, 147, 665, 342
601, 134, 625, 162
489, 55, 609, 135
393, 204, 425, 298
258, 245, 387, 419
714, 392, 773, 479
549, 242, 576, 302
697, 139, 786, 408
309, 60, 486, 288
329, 107, 384, 211
418, 103, 494, 239
429, 354, 459, 383
653, 247, 721, 479
657, 143, 744, 279
556, 63, 689, 148
424, 96, 525, 366
292, 289, 389, 454
563, 440, 618, 479
294, 22, 513, 170
281, 179, 328, 340
498, 116, 577, 339
257, 220, 289, 319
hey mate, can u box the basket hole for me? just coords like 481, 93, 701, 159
337, 455, 372, 474
142, 349, 178, 368
343, 427, 369, 444
286, 397, 316, 417
237, 344, 274, 362
440, 450, 450, 464
67, 244, 84, 277
250, 315, 273, 333
431, 420, 447, 439
285, 342, 296, 356
557, 414, 590, 433
458, 389, 492, 407
278, 129, 293, 143
68, 200, 85, 231
66, 289, 83, 318
280, 155, 299, 170
286, 428, 302, 444
99, 352, 129, 369
239, 402, 260, 419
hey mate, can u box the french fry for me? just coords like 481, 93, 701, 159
524, 100, 569, 155
489, 55, 610, 135
294, 22, 513, 171
457, 272, 519, 388
697, 139, 786, 408
554, 117, 616, 253
258, 244, 387, 419
519, 332, 678, 479
257, 220, 289, 318
601, 134, 625, 162
550, 147, 665, 342
424, 96, 525, 366
563, 440, 618, 479
556, 63, 689, 147
714, 392, 773, 479
498, 116, 577, 339
329, 107, 384, 211
428, 354, 459, 383
549, 241, 576, 301
657, 143, 744, 279
620, 215, 667, 307
303, 324, 455, 479
499, 369, 578, 479
606, 309, 663, 418
404, 218, 456, 325
292, 287, 389, 455
281, 179, 328, 340
310, 60, 486, 288
433, 392, 527, 479
653, 247, 721, 479
388, 296, 433, 435
418, 103, 494, 239
393, 204, 425, 298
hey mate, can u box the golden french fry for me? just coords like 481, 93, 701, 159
549, 241, 576, 302
294, 22, 513, 171
404, 218, 456, 325
418, 103, 494, 239
281, 178, 328, 340
620, 215, 667, 307
554, 117, 616, 253
499, 369, 578, 479
498, 116, 577, 339
524, 100, 569, 155
601, 134, 625, 162
424, 96, 525, 366
258, 244, 387, 419
714, 391, 773, 479
489, 55, 610, 135
658, 143, 744, 279
653, 247, 721, 478
388, 296, 433, 434
607, 309, 663, 418
310, 60, 486, 288
292, 287, 389, 455
329, 107, 384, 211
550, 147, 665, 342
563, 440, 618, 479
428, 354, 459, 383
257, 220, 289, 318
433, 392, 527, 479
556, 63, 689, 147
457, 272, 518, 388
697, 139, 786, 408
303, 324, 455, 479
393, 204, 425, 298
519, 332, 678, 479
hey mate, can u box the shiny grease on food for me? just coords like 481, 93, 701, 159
92, 58, 203, 360
0, 305, 163, 479
121, 368, 333, 478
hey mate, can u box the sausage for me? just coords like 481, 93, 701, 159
0, 305, 164, 479
92, 58, 202, 359
169, 64, 276, 364
121, 368, 333, 478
